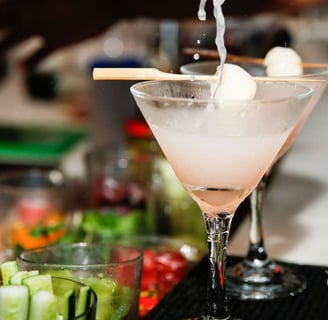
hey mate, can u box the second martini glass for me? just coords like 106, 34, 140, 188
181, 60, 328, 300
226, 67, 328, 300
131, 78, 312, 319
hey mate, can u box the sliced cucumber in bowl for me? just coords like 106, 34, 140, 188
0, 285, 29, 320
29, 289, 58, 320
0, 261, 96, 320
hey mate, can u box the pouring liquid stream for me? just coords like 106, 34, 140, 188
198, 0, 227, 99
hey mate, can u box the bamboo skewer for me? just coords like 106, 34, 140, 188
183, 47, 328, 69
93, 67, 216, 81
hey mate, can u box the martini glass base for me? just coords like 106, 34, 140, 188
226, 259, 307, 300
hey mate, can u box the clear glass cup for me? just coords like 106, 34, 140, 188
85, 144, 150, 209
180, 60, 328, 300
130, 78, 313, 319
83, 144, 157, 241
118, 234, 207, 317
17, 242, 143, 320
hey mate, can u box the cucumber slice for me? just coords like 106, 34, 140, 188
52, 275, 77, 320
56, 289, 75, 320
112, 286, 133, 320
83, 277, 118, 320
52, 274, 78, 295
0, 285, 29, 320
0, 261, 19, 285
28, 290, 58, 320
9, 270, 40, 285
22, 274, 54, 295
76, 286, 91, 319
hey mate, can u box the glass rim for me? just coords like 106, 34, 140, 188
180, 60, 328, 78
85, 145, 130, 163
17, 242, 144, 269
130, 79, 314, 105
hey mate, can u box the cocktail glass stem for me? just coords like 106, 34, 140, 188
227, 173, 306, 300
203, 211, 233, 320
246, 174, 269, 264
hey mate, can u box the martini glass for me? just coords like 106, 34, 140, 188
225, 67, 328, 300
181, 60, 328, 300
130, 78, 312, 319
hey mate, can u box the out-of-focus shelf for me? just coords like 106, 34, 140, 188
0, 69, 77, 126
0, 67, 89, 167
0, 123, 87, 166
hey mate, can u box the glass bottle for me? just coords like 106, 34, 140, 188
125, 119, 206, 245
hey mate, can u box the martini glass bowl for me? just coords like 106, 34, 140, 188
130, 78, 312, 319
181, 60, 328, 300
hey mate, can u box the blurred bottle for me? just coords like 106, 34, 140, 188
125, 119, 160, 159
125, 119, 206, 244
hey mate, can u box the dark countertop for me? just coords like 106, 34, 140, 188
143, 256, 328, 320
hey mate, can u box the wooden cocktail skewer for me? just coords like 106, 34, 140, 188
93, 67, 216, 81
93, 67, 325, 85
183, 47, 328, 69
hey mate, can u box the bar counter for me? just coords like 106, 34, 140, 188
143, 256, 328, 320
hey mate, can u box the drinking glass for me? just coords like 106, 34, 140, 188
17, 242, 143, 320
84, 144, 155, 241
226, 67, 328, 300
181, 60, 328, 300
130, 78, 312, 319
